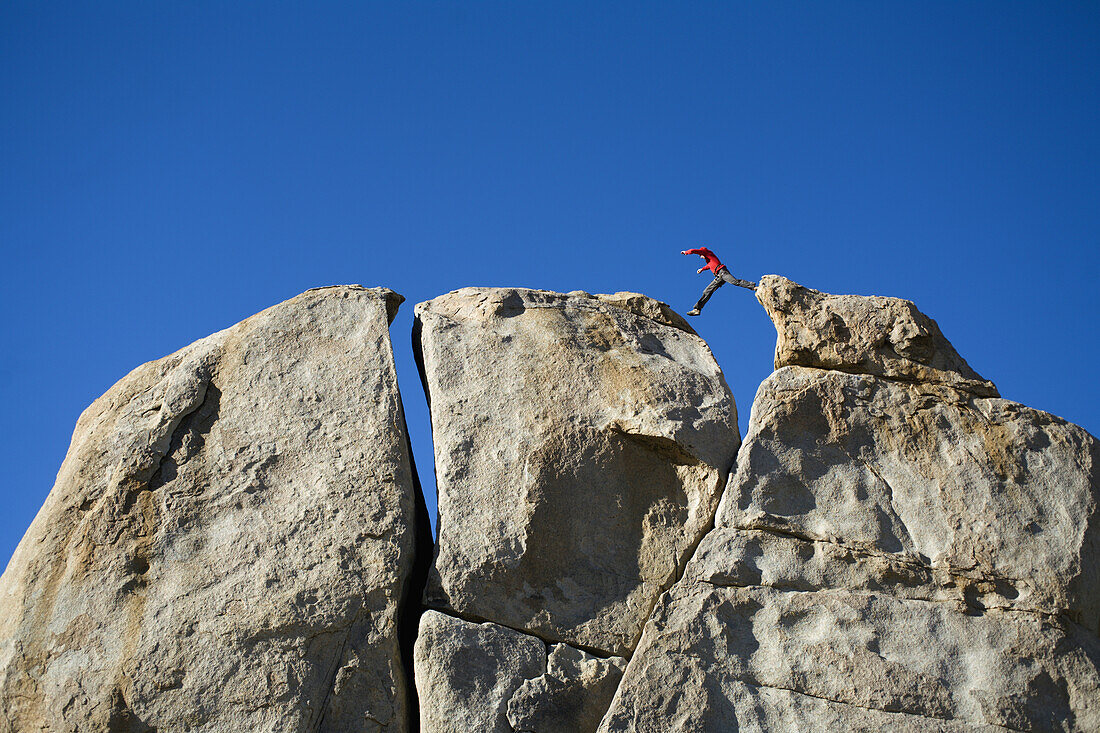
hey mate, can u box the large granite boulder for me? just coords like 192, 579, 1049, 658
415, 287, 739, 658
600, 277, 1100, 731
0, 286, 427, 733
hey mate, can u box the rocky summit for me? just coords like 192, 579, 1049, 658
1, 278, 1096, 732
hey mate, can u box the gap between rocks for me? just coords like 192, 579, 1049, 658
423, 605, 620, 661
396, 398, 434, 733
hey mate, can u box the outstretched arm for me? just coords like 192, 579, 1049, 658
681, 248, 704, 256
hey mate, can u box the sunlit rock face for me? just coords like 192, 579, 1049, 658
756, 274, 999, 396
413, 287, 739, 730
0, 286, 425, 733
415, 287, 740, 658
600, 277, 1100, 733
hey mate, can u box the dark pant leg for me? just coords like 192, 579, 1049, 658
718, 268, 757, 290
693, 275, 725, 311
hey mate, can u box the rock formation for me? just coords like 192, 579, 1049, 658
755, 274, 999, 396
2, 276, 1097, 732
0, 286, 428, 733
412, 288, 739, 730
600, 277, 1100, 732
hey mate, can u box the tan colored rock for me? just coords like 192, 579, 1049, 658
414, 611, 545, 733
756, 275, 998, 395
602, 581, 1100, 732
721, 366, 1100, 629
0, 286, 424, 733
507, 643, 626, 733
600, 281, 1100, 731
416, 287, 739, 657
413, 611, 626, 733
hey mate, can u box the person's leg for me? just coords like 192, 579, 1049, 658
689, 276, 725, 315
718, 268, 757, 290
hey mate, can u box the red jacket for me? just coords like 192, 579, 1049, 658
684, 247, 724, 275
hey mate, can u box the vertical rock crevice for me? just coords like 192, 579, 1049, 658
396, 399, 435, 733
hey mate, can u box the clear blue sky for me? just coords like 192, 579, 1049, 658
2, 3, 1098, 567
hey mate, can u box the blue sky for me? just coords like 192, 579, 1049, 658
2, 2, 1098, 567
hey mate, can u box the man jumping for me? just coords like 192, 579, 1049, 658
681, 247, 757, 316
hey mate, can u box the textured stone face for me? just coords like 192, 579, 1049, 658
604, 580, 1100, 732
0, 286, 424, 733
507, 643, 626, 733
756, 274, 999, 396
414, 611, 626, 733
414, 612, 545, 733
416, 287, 739, 657
601, 279, 1100, 732
723, 366, 1100, 629
8, 275, 1092, 731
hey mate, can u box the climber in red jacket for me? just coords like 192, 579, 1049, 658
681, 247, 757, 316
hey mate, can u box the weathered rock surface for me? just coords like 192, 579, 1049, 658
507, 642, 626, 733
604, 580, 1100, 732
721, 366, 1100, 628
0, 286, 426, 733
414, 611, 626, 733
756, 274, 999, 396
601, 278, 1100, 732
416, 287, 739, 657
414, 612, 545, 733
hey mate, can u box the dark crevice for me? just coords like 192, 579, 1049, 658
696, 574, 1061, 623
113, 378, 218, 520
411, 312, 440, 544
608, 427, 702, 466
625, 467, 732, 655
782, 362, 999, 398
604, 443, 741, 731
411, 315, 431, 415
726, 522, 1032, 592
105, 687, 156, 733
396, 350, 434, 733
